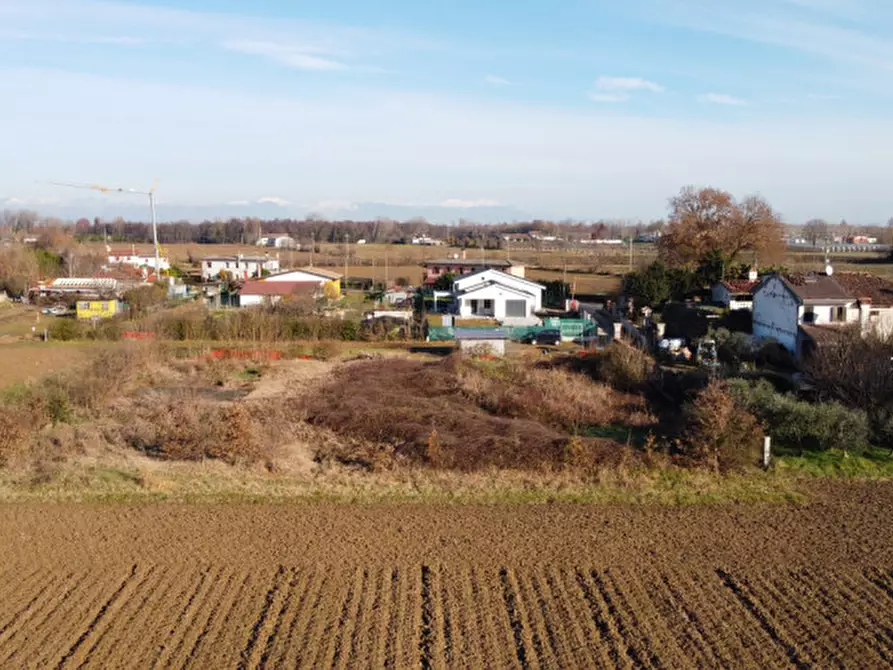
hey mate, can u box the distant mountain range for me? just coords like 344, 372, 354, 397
5, 198, 533, 225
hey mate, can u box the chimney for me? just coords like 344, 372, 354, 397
462, 249, 467, 260
748, 266, 758, 282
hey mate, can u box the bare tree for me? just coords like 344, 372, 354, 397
658, 186, 785, 266
803, 219, 829, 247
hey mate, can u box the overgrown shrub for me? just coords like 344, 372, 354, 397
682, 380, 763, 472
123, 398, 264, 464
806, 330, 893, 448
593, 343, 654, 392
728, 378, 869, 454
48, 318, 84, 341
304, 355, 651, 472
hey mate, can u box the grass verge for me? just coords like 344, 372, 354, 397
0, 461, 812, 505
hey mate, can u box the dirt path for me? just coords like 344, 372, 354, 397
0, 480, 891, 668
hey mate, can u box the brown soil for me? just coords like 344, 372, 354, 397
0, 480, 892, 667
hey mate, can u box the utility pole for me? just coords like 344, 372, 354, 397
385, 250, 389, 289
344, 233, 349, 290
628, 235, 633, 271
309, 232, 315, 267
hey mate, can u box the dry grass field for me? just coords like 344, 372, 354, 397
0, 483, 891, 668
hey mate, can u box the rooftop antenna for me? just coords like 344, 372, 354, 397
50, 178, 162, 276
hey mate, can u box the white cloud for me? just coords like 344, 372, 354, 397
589, 76, 664, 102
484, 75, 512, 86
4, 67, 893, 222
700, 93, 748, 105
257, 196, 291, 206
439, 199, 500, 208
223, 40, 347, 71
226, 199, 249, 206
630, 0, 893, 73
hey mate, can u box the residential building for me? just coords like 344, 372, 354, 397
76, 299, 121, 320
237, 280, 320, 307
752, 269, 893, 357
453, 269, 544, 325
201, 255, 280, 281
712, 269, 760, 310
421, 258, 523, 285
256, 235, 298, 249
264, 267, 342, 294
107, 247, 171, 271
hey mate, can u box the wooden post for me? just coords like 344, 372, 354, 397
763, 436, 771, 468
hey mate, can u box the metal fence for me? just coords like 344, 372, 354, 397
427, 318, 595, 342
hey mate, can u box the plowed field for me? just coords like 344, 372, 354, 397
2, 481, 893, 668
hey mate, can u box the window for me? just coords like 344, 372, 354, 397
225, 262, 230, 269
803, 307, 816, 324
101, 302, 109, 312
831, 306, 846, 323
206, 261, 212, 268
505, 299, 526, 317
78, 302, 89, 310
483, 300, 493, 310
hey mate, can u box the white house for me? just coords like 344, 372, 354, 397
201, 255, 280, 281
108, 248, 171, 271
238, 280, 320, 307
453, 269, 544, 326
752, 269, 893, 357
256, 235, 298, 249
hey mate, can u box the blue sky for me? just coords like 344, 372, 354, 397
2, 0, 893, 222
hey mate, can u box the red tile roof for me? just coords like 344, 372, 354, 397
238, 280, 319, 296
721, 279, 758, 294
831, 273, 893, 307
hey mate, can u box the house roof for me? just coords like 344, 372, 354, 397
799, 324, 848, 346
296, 266, 342, 280
238, 280, 319, 296
720, 279, 758, 294
779, 273, 852, 303
422, 258, 513, 268
831, 272, 893, 307
203, 255, 273, 263
456, 280, 535, 299
455, 328, 509, 340
455, 268, 544, 291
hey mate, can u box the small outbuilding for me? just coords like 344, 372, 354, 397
455, 328, 510, 357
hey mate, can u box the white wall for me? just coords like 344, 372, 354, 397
799, 303, 856, 325
753, 275, 800, 352
202, 258, 280, 281
109, 255, 171, 271
457, 338, 506, 356
729, 299, 753, 311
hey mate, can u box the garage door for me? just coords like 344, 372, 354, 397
505, 300, 527, 317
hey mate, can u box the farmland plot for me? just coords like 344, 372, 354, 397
1, 483, 892, 668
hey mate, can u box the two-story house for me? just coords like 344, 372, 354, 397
752, 269, 893, 358
201, 254, 281, 282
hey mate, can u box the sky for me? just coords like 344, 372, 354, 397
1, 0, 893, 223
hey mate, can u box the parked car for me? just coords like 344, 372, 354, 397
520, 329, 561, 346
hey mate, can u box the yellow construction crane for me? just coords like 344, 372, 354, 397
50, 179, 163, 273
